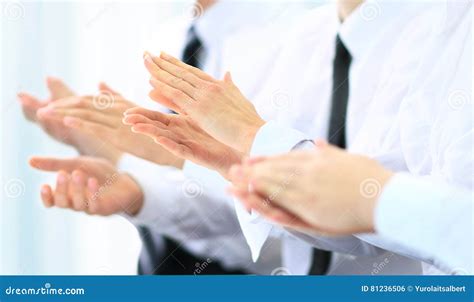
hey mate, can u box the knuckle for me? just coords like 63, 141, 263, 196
171, 89, 184, 99
207, 84, 222, 93
171, 76, 183, 86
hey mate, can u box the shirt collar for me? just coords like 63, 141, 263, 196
338, 0, 409, 61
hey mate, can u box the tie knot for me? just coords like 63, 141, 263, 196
335, 35, 352, 62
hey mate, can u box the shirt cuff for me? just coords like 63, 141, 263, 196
250, 120, 308, 156
235, 121, 309, 261
118, 154, 184, 226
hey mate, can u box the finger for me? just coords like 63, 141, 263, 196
159, 51, 216, 82
250, 176, 286, 202
17, 92, 45, 121
51, 108, 117, 128
45, 95, 126, 116
314, 139, 328, 148
54, 171, 71, 208
63, 116, 115, 140
237, 191, 313, 230
147, 82, 193, 115
40, 185, 54, 208
228, 164, 254, 192
154, 136, 193, 160
123, 107, 171, 125
148, 89, 182, 113
29, 157, 81, 173
252, 161, 299, 184
86, 177, 100, 214
71, 170, 87, 211
131, 123, 176, 141
98, 82, 121, 96
148, 54, 205, 88
47, 77, 75, 100
144, 55, 197, 99
244, 156, 268, 166
123, 114, 167, 130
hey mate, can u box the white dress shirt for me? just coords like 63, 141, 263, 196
234, 1, 449, 274
374, 2, 473, 274
118, 1, 305, 273
239, 0, 472, 275
180, 2, 427, 275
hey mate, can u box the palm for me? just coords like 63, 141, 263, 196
67, 157, 136, 215
20, 78, 120, 161
168, 115, 242, 177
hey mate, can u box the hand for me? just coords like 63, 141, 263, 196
123, 107, 242, 179
38, 84, 183, 168
143, 51, 265, 154
18, 79, 121, 164
228, 140, 394, 235
29, 156, 144, 216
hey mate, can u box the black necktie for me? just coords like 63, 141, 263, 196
308, 35, 352, 275
137, 26, 204, 275
328, 35, 352, 148
182, 26, 204, 68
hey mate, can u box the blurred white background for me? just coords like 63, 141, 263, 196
1, 0, 324, 275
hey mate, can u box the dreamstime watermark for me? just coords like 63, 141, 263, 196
2, 1, 25, 21
86, 173, 118, 207
193, 258, 212, 275
359, 178, 382, 199
182, 179, 203, 199
271, 90, 292, 110
359, 1, 380, 21
371, 253, 395, 275
179, 2, 204, 22
263, 168, 301, 206
4, 178, 26, 198
447, 89, 471, 110
93, 91, 115, 110
4, 283, 85, 296
271, 267, 292, 276
85, 3, 114, 28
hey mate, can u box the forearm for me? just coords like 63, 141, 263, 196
368, 173, 473, 273
119, 155, 241, 240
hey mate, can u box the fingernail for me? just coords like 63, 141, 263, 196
37, 106, 54, 117
41, 186, 49, 194
63, 116, 79, 127
144, 54, 153, 63
72, 172, 82, 184
57, 173, 67, 184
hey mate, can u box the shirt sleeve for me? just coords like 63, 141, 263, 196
118, 155, 241, 241
374, 173, 473, 274
230, 121, 308, 261
251, 121, 309, 156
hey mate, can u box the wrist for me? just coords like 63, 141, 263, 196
218, 149, 244, 180
240, 118, 265, 155
122, 174, 144, 216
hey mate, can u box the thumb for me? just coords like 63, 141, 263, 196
47, 77, 75, 101
314, 139, 328, 149
29, 157, 83, 173
223, 71, 234, 84
98, 82, 121, 96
